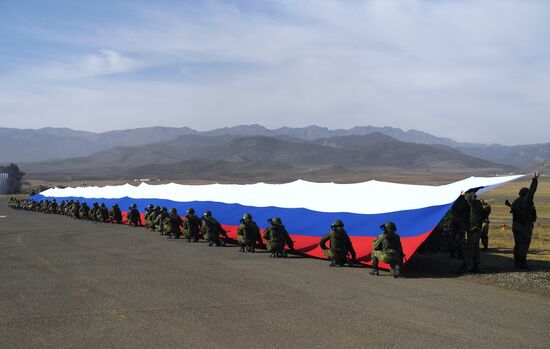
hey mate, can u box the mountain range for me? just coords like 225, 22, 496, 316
1, 125, 547, 182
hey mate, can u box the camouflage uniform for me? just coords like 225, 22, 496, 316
79, 202, 90, 220
164, 208, 183, 239
144, 204, 155, 228
98, 203, 109, 222
449, 195, 469, 259
201, 211, 228, 246
480, 201, 492, 250
263, 218, 294, 258
90, 203, 100, 221
127, 204, 142, 226
182, 209, 201, 242
148, 206, 161, 231
70, 201, 81, 219
64, 200, 73, 215
320, 220, 356, 267
370, 222, 404, 277
237, 213, 261, 252
49, 199, 58, 214
59, 201, 66, 214
509, 175, 538, 269
110, 204, 123, 223
154, 207, 169, 235
457, 192, 486, 274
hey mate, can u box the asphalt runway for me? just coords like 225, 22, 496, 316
1, 200, 549, 348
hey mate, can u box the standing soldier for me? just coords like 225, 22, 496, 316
480, 199, 492, 250
449, 194, 469, 259
182, 208, 202, 242
110, 203, 123, 224
201, 211, 228, 246
237, 213, 261, 252
505, 171, 540, 270
164, 208, 183, 239
127, 203, 142, 227
319, 220, 356, 267
457, 191, 485, 274
263, 217, 294, 258
369, 222, 404, 277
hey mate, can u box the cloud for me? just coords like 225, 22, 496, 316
84, 50, 140, 76
1, 0, 549, 144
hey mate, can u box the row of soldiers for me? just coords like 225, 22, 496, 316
8, 197, 406, 277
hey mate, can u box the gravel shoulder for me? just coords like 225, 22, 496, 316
406, 250, 550, 297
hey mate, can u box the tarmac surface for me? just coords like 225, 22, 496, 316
1, 199, 549, 348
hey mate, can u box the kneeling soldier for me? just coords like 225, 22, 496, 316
263, 217, 294, 258
237, 213, 261, 252
370, 222, 405, 278
319, 220, 356, 267
201, 211, 228, 246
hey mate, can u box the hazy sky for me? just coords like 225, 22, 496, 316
0, 0, 549, 145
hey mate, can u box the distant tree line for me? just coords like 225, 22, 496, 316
0, 163, 25, 194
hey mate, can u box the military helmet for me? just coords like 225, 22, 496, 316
187, 208, 195, 215
113, 203, 119, 207
380, 221, 397, 232
162, 207, 167, 212
242, 213, 252, 221
271, 217, 282, 225
155, 205, 161, 211
131, 203, 137, 208
203, 210, 212, 217
148, 204, 154, 209
332, 219, 344, 228
170, 208, 177, 213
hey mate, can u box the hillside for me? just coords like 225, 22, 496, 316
2, 125, 549, 167
23, 133, 510, 181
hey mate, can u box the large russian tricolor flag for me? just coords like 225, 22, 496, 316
32, 175, 523, 266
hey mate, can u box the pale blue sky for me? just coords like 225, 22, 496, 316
1, 0, 549, 144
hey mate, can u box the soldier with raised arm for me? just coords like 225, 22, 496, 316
505, 171, 540, 269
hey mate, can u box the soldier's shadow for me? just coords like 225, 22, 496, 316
403, 250, 550, 279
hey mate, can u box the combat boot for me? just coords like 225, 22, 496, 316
239, 246, 245, 252
369, 268, 379, 276
393, 265, 402, 278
